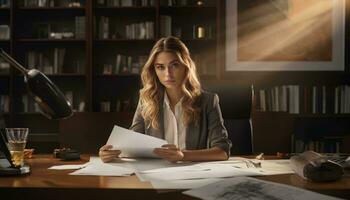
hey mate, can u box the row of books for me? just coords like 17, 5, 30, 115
125, 22, 154, 40
0, 25, 10, 40
26, 48, 66, 74
160, 0, 215, 6
22, 91, 85, 112
97, 16, 154, 39
100, 99, 133, 112
36, 16, 85, 39
75, 16, 86, 39
0, 95, 9, 112
293, 137, 343, 153
0, 0, 9, 8
255, 85, 350, 114
96, 0, 155, 7
0, 58, 10, 74
22, 0, 84, 7
160, 15, 213, 39
22, 94, 40, 113
101, 54, 147, 75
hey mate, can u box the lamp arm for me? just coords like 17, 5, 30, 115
0, 48, 27, 74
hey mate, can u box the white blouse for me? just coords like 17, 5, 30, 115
163, 92, 187, 150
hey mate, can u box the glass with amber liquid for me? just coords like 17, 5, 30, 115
5, 128, 29, 168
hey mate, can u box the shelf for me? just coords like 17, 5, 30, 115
45, 73, 86, 77
94, 6, 156, 15
16, 111, 87, 115
17, 6, 85, 11
0, 39, 10, 42
14, 73, 86, 77
159, 6, 216, 14
18, 39, 86, 43
294, 114, 350, 118
160, 5, 216, 9
95, 6, 155, 9
0, 7, 10, 11
94, 38, 215, 44
94, 39, 156, 43
96, 74, 140, 78
253, 111, 350, 118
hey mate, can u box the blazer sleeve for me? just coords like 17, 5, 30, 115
129, 100, 145, 134
207, 94, 232, 156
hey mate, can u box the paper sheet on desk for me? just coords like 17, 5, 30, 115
197, 158, 295, 175
150, 178, 223, 189
106, 125, 167, 158
137, 165, 262, 181
70, 158, 135, 176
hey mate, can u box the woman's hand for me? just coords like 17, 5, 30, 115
99, 144, 121, 163
153, 144, 184, 163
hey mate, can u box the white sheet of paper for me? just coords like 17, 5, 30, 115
48, 164, 88, 170
89, 156, 177, 172
106, 125, 167, 158
183, 177, 342, 200
70, 158, 135, 176
137, 165, 262, 181
197, 158, 294, 176
150, 178, 222, 189
140, 165, 211, 174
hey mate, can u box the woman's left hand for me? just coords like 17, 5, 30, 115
153, 144, 184, 163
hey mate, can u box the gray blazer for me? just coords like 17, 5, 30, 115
130, 91, 232, 156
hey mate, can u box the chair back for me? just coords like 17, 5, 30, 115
202, 81, 253, 155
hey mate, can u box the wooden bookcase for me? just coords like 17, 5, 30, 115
0, 0, 220, 152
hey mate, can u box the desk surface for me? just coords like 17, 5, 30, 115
1, 155, 350, 200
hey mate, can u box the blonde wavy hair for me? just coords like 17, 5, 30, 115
140, 36, 202, 129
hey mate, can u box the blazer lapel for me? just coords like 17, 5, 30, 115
157, 103, 165, 139
186, 119, 200, 150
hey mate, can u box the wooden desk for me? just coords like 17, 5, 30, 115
1, 155, 349, 200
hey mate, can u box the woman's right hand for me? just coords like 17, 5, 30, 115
99, 144, 121, 163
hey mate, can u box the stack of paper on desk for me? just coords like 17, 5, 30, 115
137, 157, 294, 189
106, 125, 167, 158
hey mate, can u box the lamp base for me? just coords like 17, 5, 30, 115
0, 164, 31, 176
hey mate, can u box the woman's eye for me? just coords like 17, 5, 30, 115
155, 65, 164, 70
170, 62, 180, 68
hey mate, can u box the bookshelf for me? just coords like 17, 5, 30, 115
0, 0, 220, 152
243, 0, 350, 155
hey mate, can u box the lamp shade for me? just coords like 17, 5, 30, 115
25, 69, 73, 119
0, 49, 73, 120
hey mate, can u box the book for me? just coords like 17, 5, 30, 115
160, 16, 172, 37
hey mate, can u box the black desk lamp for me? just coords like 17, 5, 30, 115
0, 48, 73, 175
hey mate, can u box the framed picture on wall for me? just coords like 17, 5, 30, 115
225, 0, 345, 71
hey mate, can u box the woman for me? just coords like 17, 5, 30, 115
100, 36, 231, 163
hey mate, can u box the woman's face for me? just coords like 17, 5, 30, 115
154, 52, 186, 90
